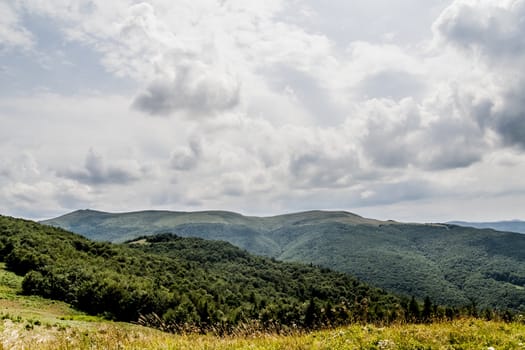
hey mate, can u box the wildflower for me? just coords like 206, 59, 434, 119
378, 339, 395, 350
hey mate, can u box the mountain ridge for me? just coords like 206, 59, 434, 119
42, 209, 525, 311
448, 220, 525, 234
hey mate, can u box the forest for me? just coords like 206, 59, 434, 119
0, 214, 504, 334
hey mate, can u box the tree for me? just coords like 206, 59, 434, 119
408, 296, 420, 322
304, 298, 318, 329
422, 296, 432, 323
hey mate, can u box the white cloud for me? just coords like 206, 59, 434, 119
0, 2, 33, 50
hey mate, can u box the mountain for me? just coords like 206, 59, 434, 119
449, 220, 525, 234
41, 209, 387, 256
0, 214, 407, 332
42, 209, 525, 311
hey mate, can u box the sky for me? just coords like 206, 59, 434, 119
1, 0, 525, 222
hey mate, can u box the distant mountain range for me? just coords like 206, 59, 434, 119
448, 220, 525, 234
42, 209, 525, 311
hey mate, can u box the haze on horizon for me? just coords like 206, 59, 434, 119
1, 0, 525, 223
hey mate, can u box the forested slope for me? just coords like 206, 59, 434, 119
0, 215, 408, 333
43, 209, 525, 312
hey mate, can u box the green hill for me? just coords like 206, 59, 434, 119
42, 209, 525, 312
0, 214, 408, 333
449, 220, 525, 234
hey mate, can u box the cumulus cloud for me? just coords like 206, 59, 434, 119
434, 0, 525, 62
133, 62, 241, 116
360, 92, 488, 171
434, 0, 525, 150
59, 149, 145, 185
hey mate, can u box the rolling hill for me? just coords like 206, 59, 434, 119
0, 214, 406, 332
449, 220, 525, 234
42, 209, 525, 311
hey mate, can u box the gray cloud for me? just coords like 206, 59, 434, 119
59, 150, 143, 185
434, 0, 525, 62
361, 100, 419, 168
220, 174, 246, 197
133, 63, 241, 116
171, 138, 202, 171
435, 0, 525, 150
289, 150, 358, 189
418, 117, 486, 170
495, 90, 525, 148
361, 97, 487, 170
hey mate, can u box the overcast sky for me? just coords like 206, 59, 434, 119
1, 0, 525, 222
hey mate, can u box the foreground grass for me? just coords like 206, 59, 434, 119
1, 264, 525, 349
2, 318, 525, 349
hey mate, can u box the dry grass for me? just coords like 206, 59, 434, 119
1, 318, 525, 349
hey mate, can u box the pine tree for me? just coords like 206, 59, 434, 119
304, 298, 318, 329
422, 296, 432, 323
408, 296, 420, 322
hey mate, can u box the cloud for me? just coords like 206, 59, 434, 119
59, 149, 144, 185
355, 179, 437, 207
262, 64, 346, 125
358, 70, 425, 101
133, 62, 241, 116
0, 2, 34, 51
360, 94, 487, 170
219, 173, 246, 197
493, 88, 525, 148
0, 177, 93, 220
434, 0, 525, 62
360, 98, 420, 168
171, 137, 202, 171
434, 0, 525, 150
289, 151, 357, 189
0, 152, 40, 181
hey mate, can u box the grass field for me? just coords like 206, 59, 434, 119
1, 264, 525, 349
2, 318, 525, 349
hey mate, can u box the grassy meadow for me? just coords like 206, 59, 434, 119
2, 316, 525, 349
